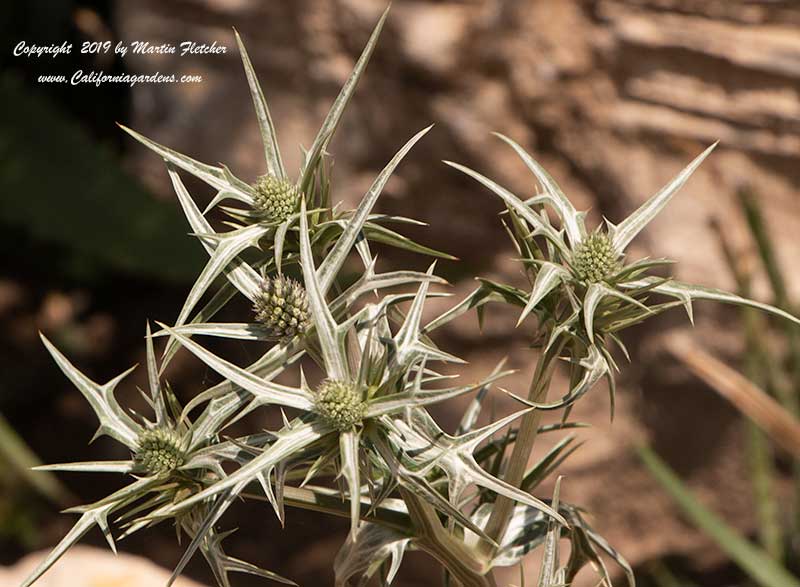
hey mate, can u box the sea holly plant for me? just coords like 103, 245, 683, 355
443, 134, 800, 414
118, 6, 452, 369
439, 133, 800, 559
24, 7, 800, 587
24, 325, 302, 587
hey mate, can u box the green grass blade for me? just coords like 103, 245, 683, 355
746, 423, 784, 560
0, 412, 71, 505
712, 219, 785, 560
736, 187, 800, 537
636, 444, 800, 587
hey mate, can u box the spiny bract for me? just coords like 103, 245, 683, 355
253, 275, 311, 341
252, 174, 300, 223
134, 427, 185, 475
314, 380, 366, 431
572, 232, 621, 283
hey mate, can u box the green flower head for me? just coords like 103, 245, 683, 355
446, 136, 800, 413
571, 232, 621, 284
253, 275, 311, 341
314, 380, 366, 431
134, 427, 185, 475
252, 174, 300, 223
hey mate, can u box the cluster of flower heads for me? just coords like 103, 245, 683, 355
26, 7, 800, 587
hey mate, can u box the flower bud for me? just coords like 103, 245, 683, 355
314, 380, 365, 431
252, 174, 300, 223
134, 427, 185, 475
253, 276, 311, 342
572, 233, 621, 283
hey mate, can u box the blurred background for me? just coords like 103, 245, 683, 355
2, 1, 800, 585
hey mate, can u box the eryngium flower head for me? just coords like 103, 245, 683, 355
134, 427, 185, 475
314, 380, 365, 431
253, 276, 311, 341
252, 174, 300, 223
572, 232, 621, 283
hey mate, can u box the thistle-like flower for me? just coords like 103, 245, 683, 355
253, 275, 310, 341
118, 6, 451, 376
314, 380, 366, 431
252, 174, 300, 223
445, 134, 800, 412
133, 427, 186, 475
23, 325, 296, 587
150, 196, 564, 563
571, 232, 621, 284
23, 6, 654, 587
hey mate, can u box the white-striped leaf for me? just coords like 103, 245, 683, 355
610, 143, 717, 252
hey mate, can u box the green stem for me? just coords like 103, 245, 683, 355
741, 295, 784, 561
746, 422, 783, 560
480, 336, 565, 558
714, 214, 789, 557
737, 188, 800, 413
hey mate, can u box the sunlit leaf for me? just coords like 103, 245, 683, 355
41, 335, 141, 448
493, 133, 584, 247
334, 523, 410, 587
234, 28, 285, 179
610, 143, 717, 252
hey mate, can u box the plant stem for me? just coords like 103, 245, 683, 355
730, 190, 800, 543
740, 285, 784, 561
713, 217, 784, 561
737, 188, 800, 415
746, 422, 784, 560
480, 337, 565, 557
